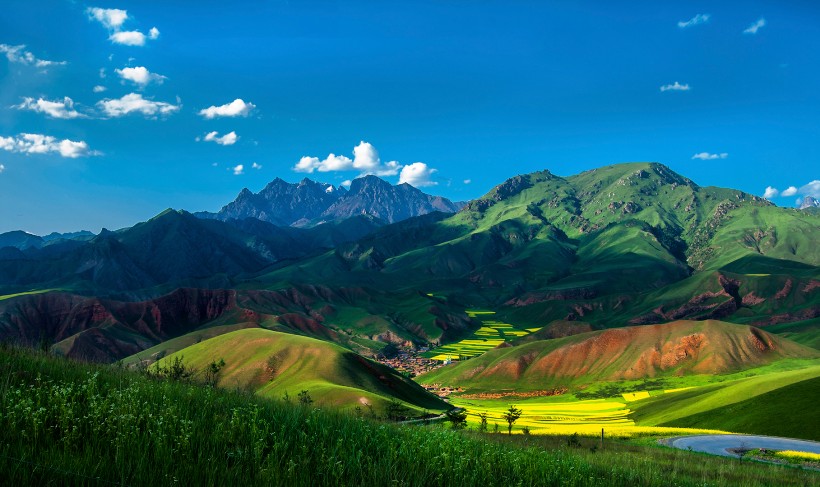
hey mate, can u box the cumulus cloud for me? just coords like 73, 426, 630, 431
763, 181, 819, 202
660, 81, 690, 92
399, 162, 438, 187
115, 66, 166, 88
691, 152, 728, 160
294, 154, 353, 173
293, 141, 408, 179
252, 162, 262, 170
341, 180, 352, 188
798, 180, 820, 199
232, 164, 244, 175
93, 85, 107, 93
87, 7, 128, 30
87, 7, 159, 46
678, 14, 710, 29
0, 44, 66, 68
15, 97, 86, 119
198, 99, 255, 119
463, 179, 472, 184
0, 164, 4, 173
97, 93, 180, 118
110, 31, 147, 46
0, 133, 97, 158
744, 18, 766, 34
352, 141, 401, 176
200, 131, 238, 146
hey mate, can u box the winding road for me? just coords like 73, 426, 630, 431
667, 434, 820, 458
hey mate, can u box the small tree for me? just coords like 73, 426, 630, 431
502, 405, 522, 435
203, 358, 226, 387
445, 409, 468, 430
385, 399, 410, 421
477, 412, 489, 432
298, 390, 313, 407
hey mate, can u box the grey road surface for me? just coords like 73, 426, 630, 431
668, 434, 820, 458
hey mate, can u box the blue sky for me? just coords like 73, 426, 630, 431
1, 0, 818, 234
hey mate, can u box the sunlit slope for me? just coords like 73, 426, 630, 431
417, 320, 819, 391
629, 366, 820, 436
155, 328, 447, 411
656, 375, 820, 441
257, 163, 819, 329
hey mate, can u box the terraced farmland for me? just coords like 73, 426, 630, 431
423, 310, 538, 361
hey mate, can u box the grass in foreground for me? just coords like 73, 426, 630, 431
1, 345, 818, 486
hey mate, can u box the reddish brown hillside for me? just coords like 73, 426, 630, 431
418, 320, 819, 390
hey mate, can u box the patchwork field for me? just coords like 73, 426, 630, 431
422, 310, 538, 361
450, 392, 729, 438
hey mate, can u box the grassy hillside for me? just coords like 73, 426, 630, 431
629, 365, 820, 427
154, 328, 447, 411
418, 320, 819, 392
660, 376, 820, 441
1, 345, 817, 486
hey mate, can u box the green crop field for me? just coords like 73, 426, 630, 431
422, 310, 538, 361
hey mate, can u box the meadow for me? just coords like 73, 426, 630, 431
1, 344, 818, 486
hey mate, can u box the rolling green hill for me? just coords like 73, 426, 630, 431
154, 328, 447, 411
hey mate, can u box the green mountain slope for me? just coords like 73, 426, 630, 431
257, 162, 819, 330
154, 328, 447, 411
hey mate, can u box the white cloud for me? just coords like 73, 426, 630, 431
99, 68, 106, 78
660, 81, 690, 92
463, 179, 472, 184
110, 31, 147, 46
763, 186, 778, 199
352, 141, 402, 176
93, 85, 107, 93
97, 93, 180, 118
691, 152, 728, 160
232, 164, 244, 175
198, 99, 255, 119
399, 162, 438, 187
87, 7, 128, 30
116, 66, 166, 88
781, 186, 798, 197
0, 164, 4, 173
341, 180, 352, 188
798, 180, 820, 199
293, 154, 353, 173
744, 18, 766, 34
15, 97, 86, 119
678, 14, 710, 29
0, 133, 97, 158
149, 27, 160, 40
252, 162, 262, 170
0, 44, 66, 68
201, 131, 239, 146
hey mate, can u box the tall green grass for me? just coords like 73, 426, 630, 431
0, 345, 817, 486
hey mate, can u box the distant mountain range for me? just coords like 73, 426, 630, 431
195, 175, 463, 226
0, 163, 817, 365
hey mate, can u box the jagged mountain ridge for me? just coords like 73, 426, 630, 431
196, 175, 463, 226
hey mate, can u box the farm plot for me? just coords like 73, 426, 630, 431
450, 396, 729, 438
423, 310, 539, 361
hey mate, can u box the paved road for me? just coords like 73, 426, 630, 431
668, 434, 820, 458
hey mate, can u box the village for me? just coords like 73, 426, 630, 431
374, 346, 465, 398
